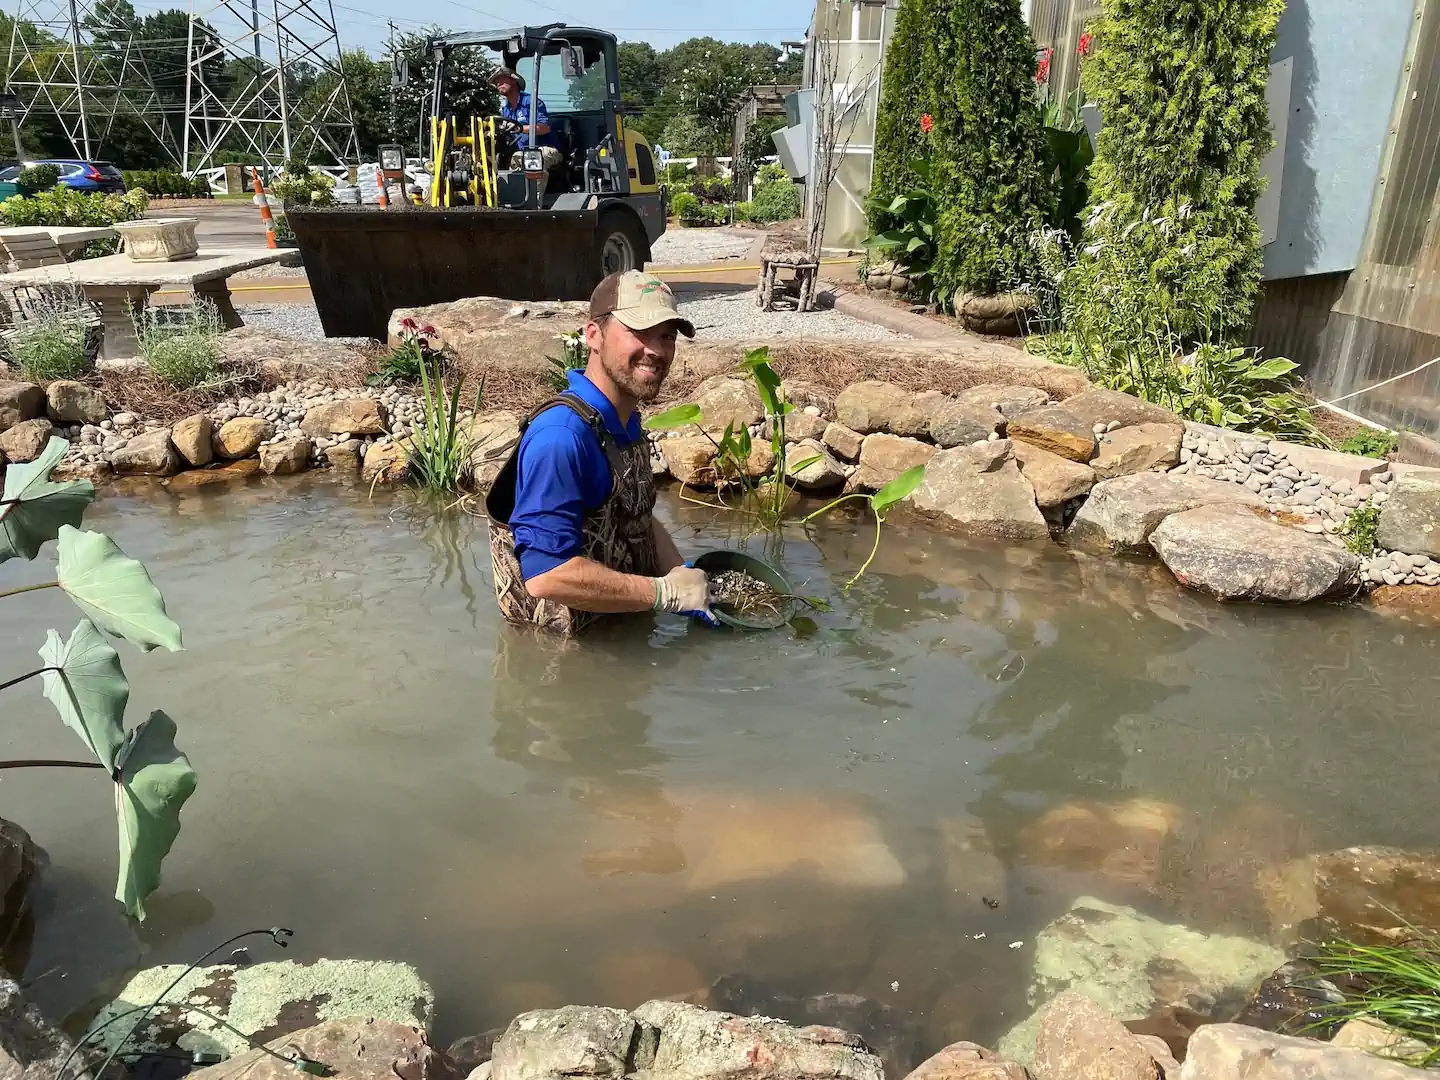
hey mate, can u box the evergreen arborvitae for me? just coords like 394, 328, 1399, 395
868, 0, 932, 229
923, 0, 1055, 299
1076, 0, 1284, 340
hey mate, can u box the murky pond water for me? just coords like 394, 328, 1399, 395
3, 477, 1439, 1060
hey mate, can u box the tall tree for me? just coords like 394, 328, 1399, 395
1074, 0, 1283, 339
922, 0, 1055, 297
868, 0, 930, 226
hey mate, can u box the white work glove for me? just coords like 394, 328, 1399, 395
652, 564, 718, 624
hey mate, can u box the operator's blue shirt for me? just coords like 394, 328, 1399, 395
511, 370, 644, 581
499, 91, 559, 150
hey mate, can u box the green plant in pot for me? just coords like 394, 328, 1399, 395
0, 437, 196, 920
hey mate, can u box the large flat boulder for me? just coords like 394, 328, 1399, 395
1012, 440, 1096, 509
300, 397, 388, 437
1150, 504, 1361, 602
465, 412, 522, 493
1068, 473, 1263, 551
952, 384, 1049, 417
388, 298, 589, 375
661, 436, 774, 487
1059, 388, 1180, 431
919, 394, 1003, 449
1376, 475, 1440, 558
1271, 441, 1389, 486
1181, 1024, 1428, 1080
694, 375, 764, 435
1258, 846, 1440, 946
219, 327, 367, 382
89, 959, 434, 1058
907, 441, 1049, 540
633, 999, 886, 1080
112, 428, 180, 476
1091, 424, 1183, 480
856, 434, 936, 491
187, 1018, 459, 1080
1006, 405, 1096, 463
45, 381, 107, 424
836, 382, 928, 437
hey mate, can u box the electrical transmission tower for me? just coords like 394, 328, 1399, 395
181, 0, 358, 173
4, 0, 179, 162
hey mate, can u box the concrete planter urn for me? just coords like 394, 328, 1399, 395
114, 217, 200, 261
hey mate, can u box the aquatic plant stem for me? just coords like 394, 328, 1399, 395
844, 516, 884, 589
0, 581, 58, 601
0, 666, 56, 692
800, 492, 871, 523
0, 759, 104, 770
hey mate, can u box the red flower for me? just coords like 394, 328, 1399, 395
920, 113, 934, 134
400, 316, 417, 331
420, 324, 437, 337
1035, 47, 1053, 84
1077, 32, 1093, 57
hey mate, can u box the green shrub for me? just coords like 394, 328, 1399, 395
16, 164, 60, 194
863, 157, 939, 300
123, 170, 214, 198
748, 179, 801, 223
272, 215, 296, 244
271, 163, 335, 207
734, 201, 755, 223
132, 300, 224, 388
663, 161, 694, 185
0, 186, 147, 229
754, 163, 789, 187
1338, 428, 1399, 459
544, 330, 586, 391
870, 0, 931, 230
1339, 505, 1382, 557
921, 0, 1056, 300
1074, 0, 1283, 341
8, 290, 91, 380
669, 191, 702, 221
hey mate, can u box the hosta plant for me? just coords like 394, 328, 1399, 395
0, 437, 196, 920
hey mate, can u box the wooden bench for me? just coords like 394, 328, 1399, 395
0, 230, 68, 271
757, 249, 820, 313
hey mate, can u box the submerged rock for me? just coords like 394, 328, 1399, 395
187, 1017, 459, 1080
709, 974, 918, 1078
633, 999, 886, 1080
0, 820, 39, 973
1068, 473, 1263, 551
1150, 505, 1361, 602
1230, 959, 1349, 1038
89, 958, 435, 1058
1267, 846, 1440, 945
258, 434, 313, 476
995, 896, 1282, 1066
1016, 798, 1183, 892
1182, 1023, 1428, 1080
907, 441, 1049, 541
0, 976, 83, 1080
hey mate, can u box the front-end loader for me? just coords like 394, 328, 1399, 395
288, 24, 668, 340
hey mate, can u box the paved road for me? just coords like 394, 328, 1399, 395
147, 202, 268, 247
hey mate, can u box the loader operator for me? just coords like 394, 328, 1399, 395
492, 68, 564, 173
485, 270, 718, 636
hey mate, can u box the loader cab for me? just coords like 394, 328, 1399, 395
426, 24, 659, 210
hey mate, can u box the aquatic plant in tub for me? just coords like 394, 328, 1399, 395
114, 216, 200, 261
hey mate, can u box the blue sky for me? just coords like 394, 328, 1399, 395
328, 0, 814, 57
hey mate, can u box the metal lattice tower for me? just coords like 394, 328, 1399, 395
181, 0, 358, 172
4, 0, 180, 162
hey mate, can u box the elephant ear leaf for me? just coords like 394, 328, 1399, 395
55, 527, 183, 653
39, 619, 128, 773
113, 711, 196, 921
0, 437, 94, 564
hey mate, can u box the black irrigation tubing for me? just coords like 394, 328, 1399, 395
0, 759, 104, 770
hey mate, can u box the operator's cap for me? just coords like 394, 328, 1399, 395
490, 67, 525, 90
590, 270, 695, 338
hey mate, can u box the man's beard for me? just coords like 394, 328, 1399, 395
602, 351, 667, 401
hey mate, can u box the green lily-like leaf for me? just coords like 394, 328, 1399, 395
55, 527, 183, 653
643, 402, 701, 430
864, 229, 908, 249
787, 454, 822, 475
39, 618, 128, 773
886, 194, 908, 214
0, 437, 94, 564
114, 710, 196, 921
871, 465, 927, 514
1242, 357, 1299, 381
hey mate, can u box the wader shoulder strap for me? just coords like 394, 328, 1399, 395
485, 392, 629, 524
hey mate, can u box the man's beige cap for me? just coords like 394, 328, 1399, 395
590, 270, 695, 338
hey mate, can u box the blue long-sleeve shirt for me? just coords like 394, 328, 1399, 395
499, 91, 559, 150
510, 370, 644, 580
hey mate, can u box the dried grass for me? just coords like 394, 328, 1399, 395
97, 367, 260, 424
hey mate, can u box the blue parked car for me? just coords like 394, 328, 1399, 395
0, 159, 126, 194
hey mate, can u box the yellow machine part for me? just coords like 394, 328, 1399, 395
429, 115, 500, 207
621, 120, 660, 194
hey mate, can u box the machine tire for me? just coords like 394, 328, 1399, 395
597, 208, 649, 277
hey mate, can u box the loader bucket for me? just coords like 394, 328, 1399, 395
287, 204, 602, 340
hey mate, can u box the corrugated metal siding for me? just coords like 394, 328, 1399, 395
1310, 0, 1440, 434
1028, 0, 1102, 98
1248, 272, 1350, 374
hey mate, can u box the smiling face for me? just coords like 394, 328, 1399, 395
584, 315, 678, 407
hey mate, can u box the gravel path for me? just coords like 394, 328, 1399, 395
237, 303, 376, 345
677, 290, 908, 341
649, 228, 757, 265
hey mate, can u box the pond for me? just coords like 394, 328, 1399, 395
3, 477, 1439, 1061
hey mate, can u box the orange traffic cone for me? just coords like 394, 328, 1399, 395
252, 168, 278, 249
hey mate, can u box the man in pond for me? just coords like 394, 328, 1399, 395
485, 270, 717, 634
